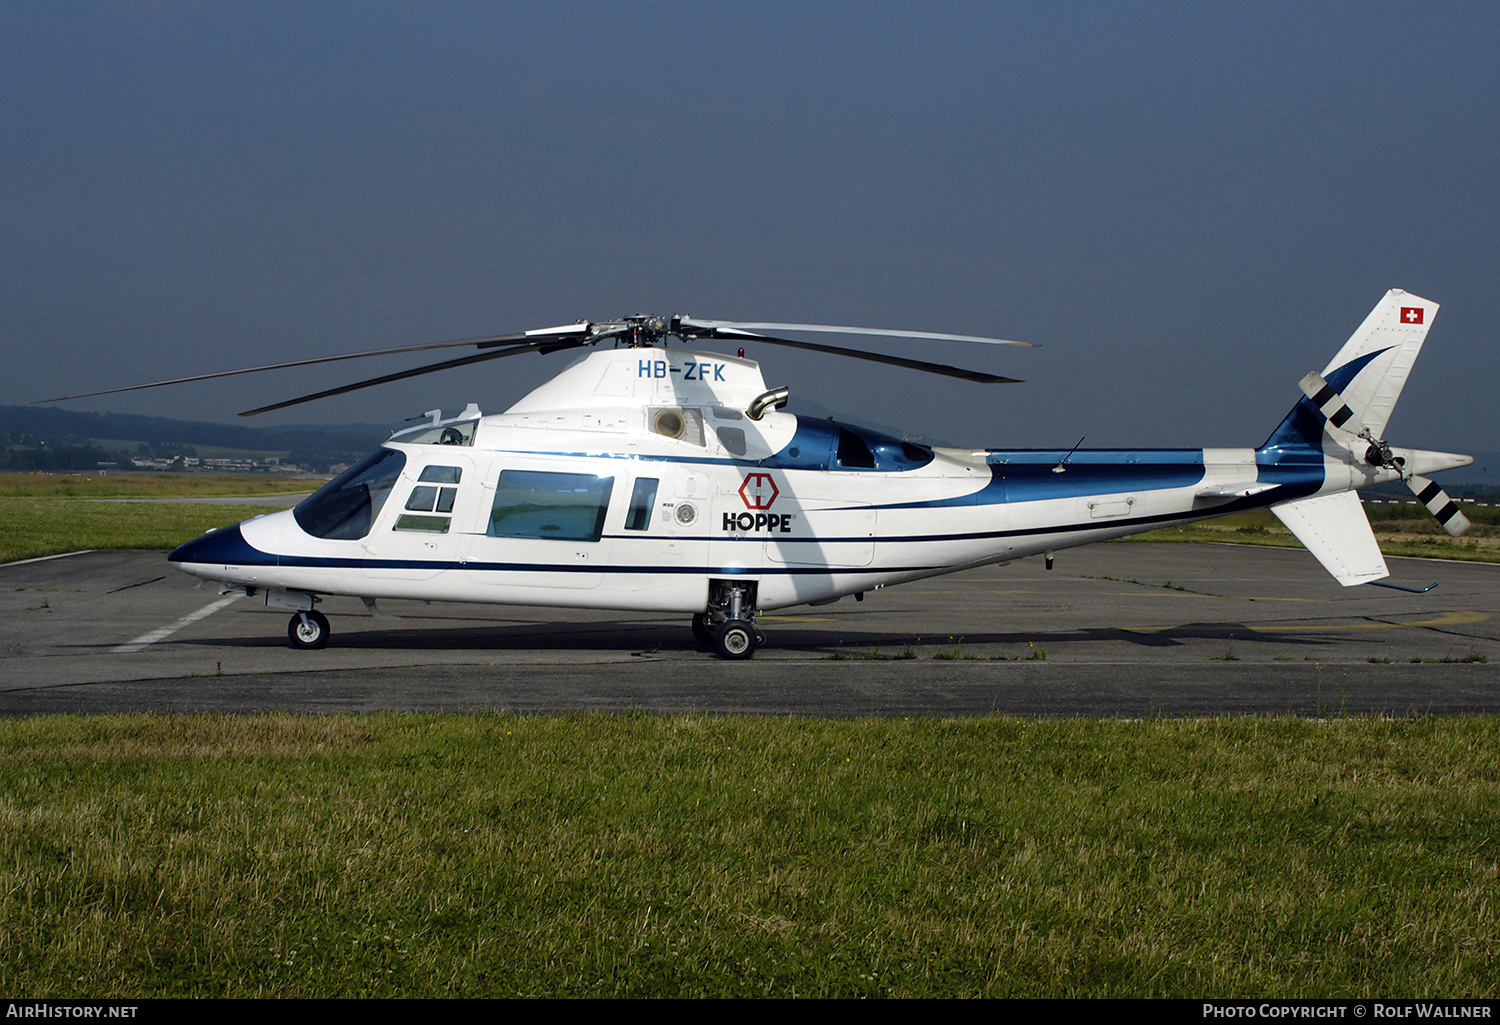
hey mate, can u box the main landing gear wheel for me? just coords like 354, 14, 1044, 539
713, 620, 759, 660
287, 610, 330, 650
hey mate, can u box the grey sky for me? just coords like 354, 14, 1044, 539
3, 2, 1496, 454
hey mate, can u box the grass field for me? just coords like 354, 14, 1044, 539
0, 472, 316, 499
1130, 506, 1500, 563
1, 713, 1496, 998
4, 477, 1497, 998
0, 501, 289, 565
0, 474, 311, 564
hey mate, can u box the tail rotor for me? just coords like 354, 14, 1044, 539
1298, 371, 1471, 537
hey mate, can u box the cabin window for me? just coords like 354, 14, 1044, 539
487, 470, 614, 542
294, 448, 406, 540
625, 478, 659, 531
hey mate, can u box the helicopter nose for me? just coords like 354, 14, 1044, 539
169, 523, 268, 568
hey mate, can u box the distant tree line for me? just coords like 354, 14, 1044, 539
0, 442, 114, 472
0, 405, 386, 472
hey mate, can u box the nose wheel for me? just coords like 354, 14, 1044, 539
287, 610, 331, 650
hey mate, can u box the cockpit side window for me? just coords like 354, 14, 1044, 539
395, 465, 463, 533
294, 448, 407, 540
418, 466, 463, 484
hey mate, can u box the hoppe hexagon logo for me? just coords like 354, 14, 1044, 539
739, 472, 779, 510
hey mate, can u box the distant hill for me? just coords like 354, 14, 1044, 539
1, 405, 388, 453
0, 405, 389, 472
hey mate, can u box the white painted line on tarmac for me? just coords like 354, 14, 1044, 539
1, 550, 96, 568
112, 596, 241, 654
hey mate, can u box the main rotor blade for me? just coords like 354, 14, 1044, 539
679, 318, 1032, 347
30, 324, 590, 405
707, 330, 1023, 384
237, 339, 584, 416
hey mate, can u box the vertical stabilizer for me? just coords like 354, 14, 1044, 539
1263, 289, 1439, 452
1315, 289, 1438, 440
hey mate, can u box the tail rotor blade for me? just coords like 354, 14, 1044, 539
1407, 475, 1471, 537
1299, 372, 1363, 434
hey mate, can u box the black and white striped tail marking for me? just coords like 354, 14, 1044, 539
1409, 475, 1471, 537
1297, 371, 1470, 538
1299, 372, 1358, 431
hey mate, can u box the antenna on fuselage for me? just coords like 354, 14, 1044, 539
1052, 436, 1085, 474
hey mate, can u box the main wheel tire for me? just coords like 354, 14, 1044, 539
287, 610, 330, 650
713, 620, 757, 660
691, 612, 714, 645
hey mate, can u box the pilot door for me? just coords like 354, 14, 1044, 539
363, 454, 474, 583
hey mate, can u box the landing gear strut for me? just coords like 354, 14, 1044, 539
693, 580, 765, 660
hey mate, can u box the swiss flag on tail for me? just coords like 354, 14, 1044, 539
1400, 306, 1424, 325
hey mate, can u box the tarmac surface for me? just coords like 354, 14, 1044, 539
1, 543, 1496, 717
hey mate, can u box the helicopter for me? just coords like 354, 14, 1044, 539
36, 289, 1473, 659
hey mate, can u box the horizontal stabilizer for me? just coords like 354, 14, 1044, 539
1271, 491, 1388, 586
1196, 482, 1280, 499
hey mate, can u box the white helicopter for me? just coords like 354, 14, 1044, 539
39, 289, 1473, 658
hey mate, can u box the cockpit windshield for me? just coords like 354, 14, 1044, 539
293, 447, 407, 540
